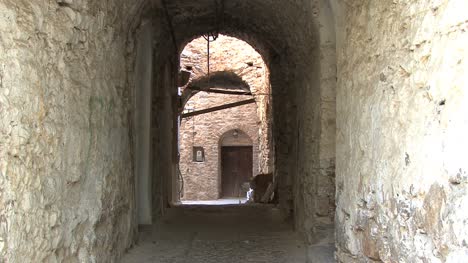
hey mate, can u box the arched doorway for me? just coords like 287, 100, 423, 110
177, 34, 271, 202
220, 129, 254, 198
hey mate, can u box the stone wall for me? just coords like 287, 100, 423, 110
180, 93, 259, 200
134, 19, 154, 225
180, 35, 273, 174
162, 0, 328, 227
152, 58, 179, 215
336, 1, 468, 261
178, 35, 272, 201
265, 1, 322, 226
0, 0, 147, 261
317, 0, 337, 225
294, 0, 337, 245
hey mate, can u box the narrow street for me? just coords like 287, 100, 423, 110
122, 205, 334, 263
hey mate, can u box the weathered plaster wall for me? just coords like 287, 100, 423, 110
336, 1, 468, 261
285, 1, 337, 248
266, 1, 322, 225
134, 19, 154, 225
180, 92, 259, 200
152, 59, 179, 214
0, 0, 148, 261
317, 1, 337, 225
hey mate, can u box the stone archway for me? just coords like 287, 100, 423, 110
219, 129, 254, 198
216, 123, 261, 181
178, 91, 261, 200
178, 35, 273, 201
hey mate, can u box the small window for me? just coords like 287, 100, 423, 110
193, 147, 205, 162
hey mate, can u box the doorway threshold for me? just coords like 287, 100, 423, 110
178, 198, 248, 206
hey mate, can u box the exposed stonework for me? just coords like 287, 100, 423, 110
180, 35, 273, 174
180, 92, 260, 200
335, 1, 468, 261
153, 0, 327, 231
293, 0, 338, 245
1, 1, 327, 260
178, 35, 272, 201
2, 0, 467, 262
0, 0, 151, 261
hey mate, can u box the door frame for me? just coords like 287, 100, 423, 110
220, 146, 253, 198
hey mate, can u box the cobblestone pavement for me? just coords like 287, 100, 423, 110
121, 205, 334, 263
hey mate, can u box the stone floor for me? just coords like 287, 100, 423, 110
121, 205, 334, 263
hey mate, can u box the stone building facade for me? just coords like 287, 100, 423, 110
179, 93, 260, 200
178, 35, 272, 200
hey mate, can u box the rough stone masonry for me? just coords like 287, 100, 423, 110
179, 35, 272, 201
335, 1, 468, 261
0, 0, 467, 262
0, 0, 145, 261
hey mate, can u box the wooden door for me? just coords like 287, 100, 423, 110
221, 146, 253, 198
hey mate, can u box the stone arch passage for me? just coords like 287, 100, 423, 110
180, 70, 252, 113
177, 34, 272, 202
4, 0, 467, 262
179, 35, 274, 182
178, 90, 261, 201
0, 1, 329, 261
166, 3, 325, 226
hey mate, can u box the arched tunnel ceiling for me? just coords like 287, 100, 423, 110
162, 0, 320, 66
155, 0, 325, 125
180, 71, 252, 112
190, 71, 251, 91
